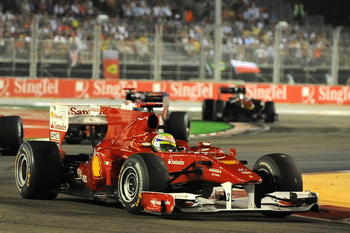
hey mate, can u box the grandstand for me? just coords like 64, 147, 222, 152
0, 0, 349, 84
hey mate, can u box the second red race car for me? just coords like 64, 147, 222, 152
15, 104, 318, 216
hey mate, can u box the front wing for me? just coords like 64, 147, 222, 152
142, 182, 319, 215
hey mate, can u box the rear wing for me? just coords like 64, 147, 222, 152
49, 105, 110, 145
49, 104, 163, 146
220, 86, 246, 94
124, 88, 168, 103
218, 86, 246, 100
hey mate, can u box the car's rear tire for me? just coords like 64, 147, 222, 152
166, 111, 190, 142
15, 141, 62, 199
264, 101, 277, 123
214, 100, 226, 121
0, 116, 23, 155
118, 153, 170, 214
202, 99, 215, 120
253, 153, 303, 217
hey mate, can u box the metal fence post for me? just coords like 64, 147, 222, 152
29, 18, 39, 78
214, 0, 223, 82
92, 24, 102, 79
330, 26, 343, 85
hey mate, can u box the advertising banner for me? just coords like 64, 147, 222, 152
1, 77, 350, 105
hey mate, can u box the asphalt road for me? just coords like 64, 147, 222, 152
1, 103, 350, 232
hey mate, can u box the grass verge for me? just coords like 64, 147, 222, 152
190, 120, 234, 135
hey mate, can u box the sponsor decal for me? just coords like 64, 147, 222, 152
167, 158, 185, 165
318, 86, 350, 104
170, 82, 213, 100
75, 81, 89, 98
245, 84, 287, 101
92, 155, 102, 178
13, 79, 59, 97
0, 79, 10, 96
259, 161, 275, 176
92, 80, 137, 98
69, 106, 90, 115
238, 168, 252, 175
219, 160, 239, 165
50, 131, 61, 142
50, 106, 69, 132
69, 106, 102, 116
209, 168, 222, 177
152, 82, 166, 92
301, 86, 316, 103
150, 198, 171, 207
209, 168, 222, 173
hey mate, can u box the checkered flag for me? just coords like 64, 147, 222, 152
103, 50, 119, 59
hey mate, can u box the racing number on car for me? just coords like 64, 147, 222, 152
226, 193, 230, 202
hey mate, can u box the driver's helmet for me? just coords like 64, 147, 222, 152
152, 133, 176, 152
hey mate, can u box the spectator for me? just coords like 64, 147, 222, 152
293, 0, 305, 25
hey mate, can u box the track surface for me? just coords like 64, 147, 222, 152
1, 103, 350, 232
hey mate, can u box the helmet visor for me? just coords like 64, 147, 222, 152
159, 142, 176, 152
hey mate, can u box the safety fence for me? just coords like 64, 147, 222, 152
1, 35, 350, 84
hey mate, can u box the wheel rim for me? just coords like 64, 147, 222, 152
120, 166, 139, 202
16, 153, 28, 187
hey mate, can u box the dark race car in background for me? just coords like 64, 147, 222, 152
0, 115, 23, 155
202, 86, 277, 123
15, 104, 318, 216
65, 88, 190, 144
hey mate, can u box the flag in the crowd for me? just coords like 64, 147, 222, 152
230, 59, 260, 74
69, 47, 79, 67
103, 50, 120, 79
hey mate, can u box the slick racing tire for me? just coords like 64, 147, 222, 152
15, 141, 62, 199
214, 100, 225, 121
0, 116, 23, 155
253, 153, 302, 217
202, 99, 215, 120
167, 111, 190, 142
118, 153, 170, 215
252, 99, 263, 117
264, 101, 277, 123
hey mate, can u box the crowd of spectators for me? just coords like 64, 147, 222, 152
0, 0, 336, 67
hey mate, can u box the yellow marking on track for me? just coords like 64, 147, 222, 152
303, 172, 350, 208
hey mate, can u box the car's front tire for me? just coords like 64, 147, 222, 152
118, 153, 170, 214
253, 153, 303, 217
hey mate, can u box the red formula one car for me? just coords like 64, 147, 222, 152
65, 88, 190, 144
203, 86, 277, 123
15, 104, 318, 216
0, 115, 23, 155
